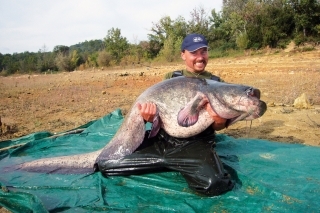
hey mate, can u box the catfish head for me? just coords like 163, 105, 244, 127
205, 81, 267, 127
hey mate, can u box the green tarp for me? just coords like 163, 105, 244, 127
0, 109, 319, 213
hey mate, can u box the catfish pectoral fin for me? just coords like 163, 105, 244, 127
177, 109, 199, 127
177, 92, 210, 127
148, 113, 161, 138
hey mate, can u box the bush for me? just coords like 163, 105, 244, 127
236, 32, 249, 50
209, 49, 229, 58
55, 53, 71, 71
293, 33, 306, 46
277, 39, 291, 49
97, 51, 112, 67
301, 46, 315, 52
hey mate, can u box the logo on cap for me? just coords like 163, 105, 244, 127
193, 37, 203, 42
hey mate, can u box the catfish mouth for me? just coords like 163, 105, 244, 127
225, 113, 250, 128
225, 113, 249, 128
224, 100, 267, 128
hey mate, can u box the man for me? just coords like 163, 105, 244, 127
139, 33, 227, 131
99, 34, 234, 196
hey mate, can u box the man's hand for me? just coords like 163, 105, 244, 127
205, 103, 227, 131
137, 102, 157, 123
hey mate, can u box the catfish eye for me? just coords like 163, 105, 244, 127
246, 87, 253, 97
246, 87, 261, 99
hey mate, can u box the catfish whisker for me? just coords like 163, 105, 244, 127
245, 120, 253, 138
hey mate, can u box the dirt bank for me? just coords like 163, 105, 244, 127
1, 50, 319, 146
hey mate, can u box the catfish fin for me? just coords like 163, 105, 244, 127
177, 92, 209, 127
9, 151, 100, 174
148, 112, 161, 138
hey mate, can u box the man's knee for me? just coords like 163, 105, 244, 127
205, 172, 234, 196
187, 172, 234, 196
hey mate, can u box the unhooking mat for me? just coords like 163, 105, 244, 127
0, 109, 319, 213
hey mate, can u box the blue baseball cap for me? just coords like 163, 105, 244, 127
181, 33, 208, 52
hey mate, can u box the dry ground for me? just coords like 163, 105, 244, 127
1, 50, 320, 147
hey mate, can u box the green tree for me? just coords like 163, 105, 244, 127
259, 2, 294, 48
104, 28, 129, 64
0, 53, 4, 72
208, 9, 236, 51
17, 52, 38, 73
221, 0, 298, 49
290, 0, 320, 37
36, 45, 56, 72
70, 40, 104, 53
148, 16, 187, 59
1, 54, 18, 75
53, 45, 70, 55
86, 52, 99, 68
149, 16, 174, 45
70, 50, 80, 70
135, 40, 158, 60
187, 6, 210, 38
157, 34, 183, 62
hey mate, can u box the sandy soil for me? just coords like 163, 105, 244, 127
1, 50, 320, 147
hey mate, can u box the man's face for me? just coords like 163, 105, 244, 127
181, 47, 208, 72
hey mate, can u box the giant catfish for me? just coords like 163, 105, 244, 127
14, 77, 267, 174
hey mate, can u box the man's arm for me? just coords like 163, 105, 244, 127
205, 103, 227, 131
211, 116, 227, 131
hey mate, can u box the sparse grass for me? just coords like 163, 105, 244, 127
300, 46, 315, 52
209, 49, 245, 58
239, 70, 320, 105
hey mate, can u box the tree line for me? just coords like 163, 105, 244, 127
1, 0, 319, 75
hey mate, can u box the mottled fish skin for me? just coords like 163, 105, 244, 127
14, 77, 267, 174
17, 151, 101, 174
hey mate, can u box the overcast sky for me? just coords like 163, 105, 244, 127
0, 0, 222, 54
